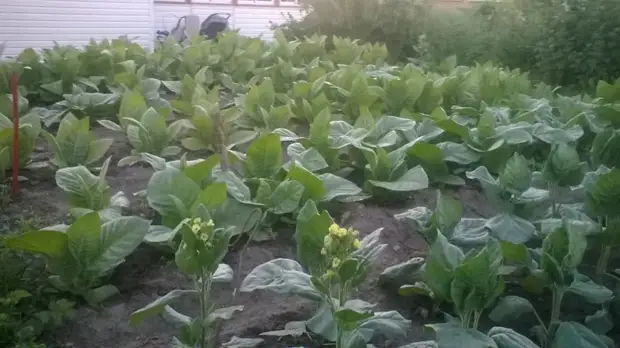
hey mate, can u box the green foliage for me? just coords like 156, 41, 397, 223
5, 213, 150, 305
0, 98, 41, 179
42, 113, 113, 168
129, 216, 250, 348
241, 202, 410, 347
98, 91, 184, 166
275, 0, 429, 62
0, 231, 74, 347
55, 157, 129, 221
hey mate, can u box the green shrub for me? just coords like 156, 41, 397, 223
275, 0, 431, 62
529, 0, 620, 88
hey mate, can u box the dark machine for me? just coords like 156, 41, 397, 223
156, 14, 231, 42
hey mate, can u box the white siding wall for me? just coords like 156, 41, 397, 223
154, 3, 304, 41
0, 0, 305, 57
0, 0, 154, 57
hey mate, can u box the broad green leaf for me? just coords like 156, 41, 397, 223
567, 273, 613, 304
368, 165, 429, 192
423, 232, 465, 301
270, 180, 304, 214
488, 327, 539, 348
426, 323, 497, 348
439, 142, 481, 165
244, 133, 282, 179
5, 230, 68, 259
379, 257, 425, 287
86, 284, 119, 304
85, 138, 114, 165
586, 168, 620, 217
213, 263, 234, 283
130, 289, 197, 326
485, 214, 536, 244
90, 216, 150, 274
541, 226, 587, 286
221, 336, 264, 348
544, 143, 582, 187
205, 305, 244, 325
196, 183, 227, 209
317, 173, 363, 202
55, 165, 110, 211
260, 321, 306, 338
286, 164, 326, 200
436, 190, 462, 235
240, 258, 321, 301
66, 212, 102, 267
118, 89, 147, 129
295, 201, 333, 275
358, 310, 410, 342
213, 169, 252, 202
488, 296, 536, 323
451, 238, 504, 315
499, 154, 531, 194
585, 310, 614, 336
147, 168, 201, 226
552, 322, 608, 348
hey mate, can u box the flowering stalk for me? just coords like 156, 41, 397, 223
321, 223, 361, 348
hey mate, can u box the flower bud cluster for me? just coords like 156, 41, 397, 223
322, 223, 361, 277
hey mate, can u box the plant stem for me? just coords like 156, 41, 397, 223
595, 244, 612, 284
548, 182, 557, 217
335, 282, 348, 348
199, 271, 213, 348
461, 310, 472, 329
199, 274, 207, 348
472, 310, 482, 330
545, 286, 564, 347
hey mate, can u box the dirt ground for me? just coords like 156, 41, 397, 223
2, 128, 497, 348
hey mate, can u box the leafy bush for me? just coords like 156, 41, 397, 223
275, 0, 430, 62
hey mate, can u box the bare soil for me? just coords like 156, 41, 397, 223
3, 127, 496, 348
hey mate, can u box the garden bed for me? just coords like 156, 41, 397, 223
6, 127, 495, 347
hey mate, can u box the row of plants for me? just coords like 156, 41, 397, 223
1, 31, 620, 347
276, 0, 620, 89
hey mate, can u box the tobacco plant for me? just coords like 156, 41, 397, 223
584, 167, 620, 282
236, 132, 365, 235
98, 100, 184, 166
55, 157, 129, 222
486, 224, 614, 348
0, 105, 41, 179
42, 113, 113, 168
179, 85, 255, 152
145, 155, 262, 247
241, 201, 410, 347
5, 213, 150, 305
130, 215, 259, 348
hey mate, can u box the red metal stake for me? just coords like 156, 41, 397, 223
11, 74, 19, 197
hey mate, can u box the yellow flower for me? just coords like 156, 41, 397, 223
206, 219, 215, 227
326, 269, 335, 278
193, 218, 202, 225
199, 233, 209, 242
191, 224, 201, 234
353, 239, 361, 249
329, 223, 340, 235
332, 257, 341, 269
337, 228, 348, 238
